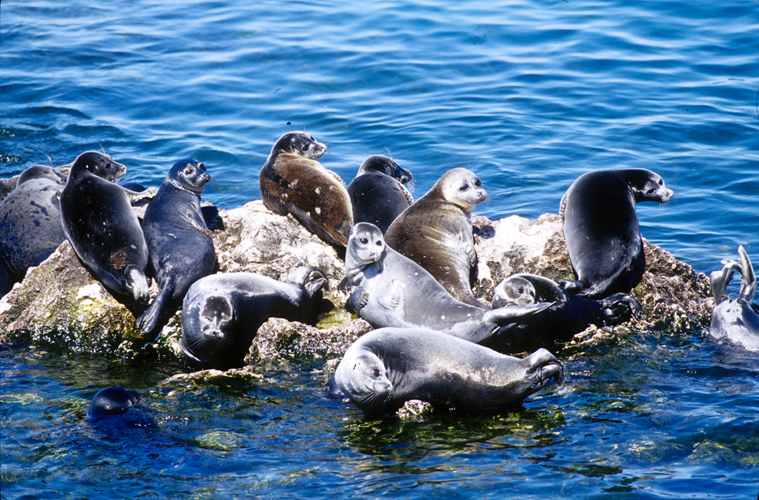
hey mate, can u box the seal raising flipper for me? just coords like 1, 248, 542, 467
709, 246, 759, 351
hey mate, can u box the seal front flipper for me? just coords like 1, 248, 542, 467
346, 289, 369, 314
377, 279, 404, 311
125, 264, 150, 303
599, 292, 642, 324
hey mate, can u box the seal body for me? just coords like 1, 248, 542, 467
345, 223, 551, 349
88, 386, 140, 420
560, 169, 673, 299
491, 273, 642, 352
136, 160, 216, 338
385, 168, 487, 307
330, 327, 564, 416
180, 266, 329, 369
347, 155, 413, 234
710, 246, 759, 351
259, 132, 353, 247
0, 165, 66, 292
60, 152, 150, 302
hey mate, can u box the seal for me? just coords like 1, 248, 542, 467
345, 223, 552, 350
88, 386, 140, 420
60, 151, 150, 302
0, 165, 67, 293
347, 155, 414, 233
180, 266, 329, 369
259, 132, 353, 248
709, 246, 759, 351
136, 159, 216, 338
491, 273, 642, 351
328, 327, 564, 416
559, 169, 673, 299
385, 168, 487, 307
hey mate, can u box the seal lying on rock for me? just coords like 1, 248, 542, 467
327, 327, 564, 416
345, 222, 552, 350
385, 168, 487, 308
259, 132, 353, 248
347, 155, 413, 234
136, 159, 216, 339
560, 169, 673, 299
710, 245, 759, 351
60, 151, 151, 303
180, 266, 329, 369
492, 273, 642, 351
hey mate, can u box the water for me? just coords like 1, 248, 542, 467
1, 0, 758, 497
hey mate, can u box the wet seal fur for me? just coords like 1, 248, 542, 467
180, 266, 329, 369
385, 168, 487, 307
327, 327, 564, 416
60, 152, 150, 302
88, 386, 140, 420
345, 222, 552, 350
710, 246, 759, 351
347, 155, 414, 234
259, 132, 353, 248
560, 168, 673, 299
136, 159, 216, 338
492, 273, 642, 352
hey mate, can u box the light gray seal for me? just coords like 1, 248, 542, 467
385, 168, 487, 307
347, 155, 413, 234
560, 169, 673, 299
136, 159, 216, 338
710, 246, 759, 351
328, 327, 564, 416
60, 151, 150, 302
259, 132, 353, 248
179, 266, 329, 369
0, 165, 67, 295
345, 222, 552, 350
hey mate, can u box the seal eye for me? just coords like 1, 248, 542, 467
647, 188, 656, 195
359, 237, 369, 244
474, 179, 482, 187
375, 240, 382, 247
459, 184, 469, 192
371, 368, 381, 377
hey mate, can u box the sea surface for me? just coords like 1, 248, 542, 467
1, 0, 758, 498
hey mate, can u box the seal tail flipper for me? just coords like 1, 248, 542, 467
710, 259, 739, 305
737, 246, 756, 304
600, 293, 642, 325
125, 264, 150, 303
526, 348, 565, 388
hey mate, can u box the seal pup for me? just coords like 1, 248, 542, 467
60, 151, 150, 302
710, 246, 759, 351
347, 155, 414, 233
345, 223, 552, 350
259, 132, 353, 248
88, 387, 140, 420
180, 266, 329, 369
136, 159, 216, 338
559, 169, 673, 299
328, 327, 564, 416
385, 168, 487, 307
491, 273, 642, 351
0, 165, 66, 293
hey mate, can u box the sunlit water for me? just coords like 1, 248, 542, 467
1, 0, 758, 498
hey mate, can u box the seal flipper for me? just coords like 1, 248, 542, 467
136, 285, 173, 338
600, 293, 642, 325
737, 245, 756, 304
125, 264, 150, 303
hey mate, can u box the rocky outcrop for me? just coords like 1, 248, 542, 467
0, 201, 713, 364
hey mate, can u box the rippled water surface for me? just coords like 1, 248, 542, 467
1, 0, 758, 498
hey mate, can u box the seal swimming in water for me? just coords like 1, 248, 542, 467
180, 266, 329, 369
0, 165, 67, 296
710, 246, 759, 351
60, 151, 150, 302
385, 168, 487, 307
327, 327, 564, 416
136, 159, 216, 338
88, 386, 140, 420
347, 155, 414, 234
491, 273, 642, 352
559, 169, 673, 299
345, 223, 552, 350
259, 132, 353, 248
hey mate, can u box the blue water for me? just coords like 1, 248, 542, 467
1, 0, 758, 498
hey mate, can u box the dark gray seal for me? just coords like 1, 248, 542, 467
385, 168, 487, 307
60, 151, 150, 302
136, 159, 216, 338
328, 327, 564, 416
710, 246, 759, 351
559, 169, 673, 299
0, 165, 67, 294
88, 386, 140, 420
347, 155, 413, 234
491, 273, 642, 352
345, 222, 551, 350
259, 132, 353, 248
180, 266, 329, 369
